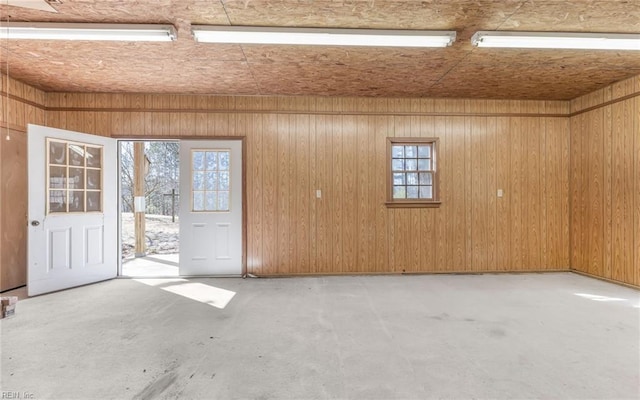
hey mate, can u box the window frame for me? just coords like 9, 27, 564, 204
385, 137, 441, 208
46, 137, 103, 215
190, 148, 232, 213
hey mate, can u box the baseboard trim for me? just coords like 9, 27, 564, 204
570, 270, 640, 290
248, 269, 571, 278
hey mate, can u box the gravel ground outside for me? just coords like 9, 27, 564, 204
121, 212, 179, 259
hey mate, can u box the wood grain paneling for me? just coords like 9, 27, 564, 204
546, 116, 571, 270
5, 72, 640, 286
570, 76, 640, 287
40, 91, 572, 276
0, 129, 28, 291
635, 95, 640, 287
0, 75, 45, 291
496, 116, 510, 270
510, 111, 523, 270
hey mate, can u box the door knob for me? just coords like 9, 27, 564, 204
31, 220, 40, 226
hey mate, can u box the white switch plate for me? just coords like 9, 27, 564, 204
497, 189, 504, 198
316, 189, 322, 198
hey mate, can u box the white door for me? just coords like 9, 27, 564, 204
179, 140, 243, 276
27, 124, 117, 296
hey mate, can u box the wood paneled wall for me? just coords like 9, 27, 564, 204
44, 93, 571, 275
0, 74, 46, 131
7, 72, 640, 285
570, 76, 640, 287
0, 128, 28, 291
0, 74, 46, 291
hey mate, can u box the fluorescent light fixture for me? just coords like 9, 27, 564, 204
192, 26, 456, 48
471, 31, 640, 50
0, 22, 177, 41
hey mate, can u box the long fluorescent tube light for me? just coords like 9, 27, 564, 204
471, 31, 640, 50
0, 22, 177, 41
192, 26, 456, 48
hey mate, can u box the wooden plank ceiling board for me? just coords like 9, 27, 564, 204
1, 0, 639, 99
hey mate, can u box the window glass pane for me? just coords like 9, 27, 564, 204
392, 146, 404, 158
206, 171, 218, 190
418, 145, 431, 158
49, 141, 67, 165
191, 150, 233, 211
87, 169, 101, 190
407, 186, 419, 199
49, 190, 67, 213
69, 191, 85, 212
47, 140, 103, 215
392, 159, 404, 171
218, 191, 230, 211
86, 192, 101, 212
193, 192, 204, 211
219, 171, 230, 190
69, 145, 85, 166
419, 172, 433, 185
419, 185, 433, 199
193, 151, 205, 171
393, 186, 406, 199
389, 140, 437, 204
86, 147, 102, 168
206, 152, 218, 170
49, 166, 67, 189
206, 192, 218, 211
405, 146, 417, 157
418, 159, 431, 171
69, 168, 84, 190
219, 151, 230, 171
193, 171, 205, 190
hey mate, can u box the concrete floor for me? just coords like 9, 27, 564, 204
121, 254, 180, 277
1, 272, 638, 399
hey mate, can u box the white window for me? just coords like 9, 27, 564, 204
191, 150, 231, 212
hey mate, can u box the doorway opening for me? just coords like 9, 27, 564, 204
119, 140, 180, 277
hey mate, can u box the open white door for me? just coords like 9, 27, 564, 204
179, 140, 243, 276
27, 124, 117, 296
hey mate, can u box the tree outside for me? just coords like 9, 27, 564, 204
120, 141, 180, 258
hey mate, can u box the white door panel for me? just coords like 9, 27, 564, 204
179, 140, 242, 276
28, 124, 117, 296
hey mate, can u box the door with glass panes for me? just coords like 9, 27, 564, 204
178, 140, 242, 276
27, 124, 117, 296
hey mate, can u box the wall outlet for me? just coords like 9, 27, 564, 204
316, 190, 322, 199
497, 189, 504, 198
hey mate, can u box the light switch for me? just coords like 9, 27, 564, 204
316, 189, 322, 199
497, 189, 504, 198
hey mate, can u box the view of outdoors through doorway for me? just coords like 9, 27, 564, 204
120, 141, 180, 277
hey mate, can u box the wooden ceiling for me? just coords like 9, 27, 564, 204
1, 0, 639, 100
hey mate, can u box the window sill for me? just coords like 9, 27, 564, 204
385, 201, 442, 208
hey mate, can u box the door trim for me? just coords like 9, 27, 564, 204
115, 136, 247, 278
